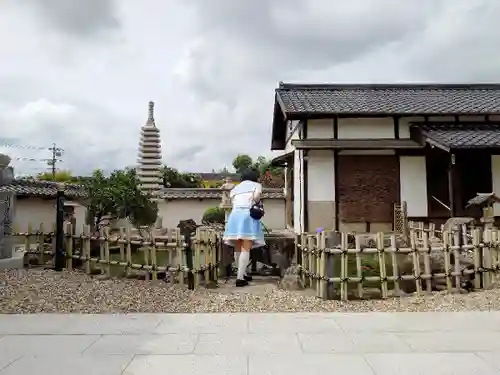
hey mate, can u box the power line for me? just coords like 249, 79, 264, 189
0, 141, 64, 177
0, 139, 51, 151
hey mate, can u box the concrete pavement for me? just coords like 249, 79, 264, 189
0, 312, 500, 374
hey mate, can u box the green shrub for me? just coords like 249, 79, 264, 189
202, 206, 225, 225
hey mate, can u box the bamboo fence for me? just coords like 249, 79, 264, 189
13, 222, 221, 290
297, 223, 500, 301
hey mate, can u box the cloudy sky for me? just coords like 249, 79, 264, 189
0, 0, 498, 176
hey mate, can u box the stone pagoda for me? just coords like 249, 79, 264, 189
137, 101, 163, 199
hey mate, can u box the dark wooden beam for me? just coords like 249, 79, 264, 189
303, 121, 309, 232
333, 116, 339, 231
448, 153, 456, 217
393, 116, 400, 139
292, 138, 423, 150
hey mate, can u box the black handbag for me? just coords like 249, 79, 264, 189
250, 200, 265, 220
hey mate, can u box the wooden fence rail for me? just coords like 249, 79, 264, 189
13, 222, 221, 290
297, 225, 500, 301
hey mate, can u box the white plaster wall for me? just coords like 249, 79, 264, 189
157, 199, 286, 230
399, 116, 425, 138
307, 119, 334, 138
399, 156, 428, 217
307, 150, 335, 201
492, 155, 500, 215
338, 118, 394, 139
13, 198, 88, 234
294, 149, 305, 233
14, 198, 56, 233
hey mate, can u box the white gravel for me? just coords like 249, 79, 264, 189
1, 269, 500, 313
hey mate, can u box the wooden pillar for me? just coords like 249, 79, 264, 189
448, 153, 456, 217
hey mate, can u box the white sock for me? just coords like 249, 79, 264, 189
234, 251, 241, 269
237, 251, 250, 280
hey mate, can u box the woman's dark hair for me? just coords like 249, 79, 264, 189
240, 168, 260, 182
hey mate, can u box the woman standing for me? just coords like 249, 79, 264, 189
223, 168, 265, 287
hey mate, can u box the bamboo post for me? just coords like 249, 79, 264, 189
211, 230, 218, 283
472, 228, 482, 290
315, 231, 321, 298
307, 235, 314, 290
492, 229, 499, 280
483, 228, 492, 289
318, 231, 327, 299
461, 224, 468, 247
142, 238, 150, 281
340, 232, 348, 301
422, 231, 432, 293
443, 230, 453, 291
25, 222, 32, 260
37, 223, 45, 265
355, 235, 363, 299
301, 233, 308, 287
82, 225, 91, 274
410, 231, 422, 296
125, 224, 132, 278
452, 227, 461, 290
119, 227, 126, 275
203, 230, 210, 285
177, 230, 185, 286
389, 234, 400, 295
151, 234, 158, 281
168, 229, 176, 284
193, 229, 201, 288
376, 232, 388, 299
65, 223, 73, 271
428, 222, 436, 239
315, 232, 322, 297
103, 227, 111, 278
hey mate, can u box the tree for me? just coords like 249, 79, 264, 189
202, 206, 225, 225
37, 170, 92, 184
162, 166, 203, 188
231, 154, 285, 188
82, 168, 158, 231
232, 154, 253, 174
37, 170, 73, 182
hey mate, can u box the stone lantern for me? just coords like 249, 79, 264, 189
466, 193, 500, 229
219, 177, 234, 223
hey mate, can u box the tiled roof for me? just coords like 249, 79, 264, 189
162, 188, 284, 200
416, 122, 500, 149
0, 180, 85, 198
197, 172, 240, 181
276, 83, 500, 115
0, 181, 285, 200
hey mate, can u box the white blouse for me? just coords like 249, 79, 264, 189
230, 180, 262, 209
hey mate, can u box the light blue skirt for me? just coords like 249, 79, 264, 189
223, 207, 265, 248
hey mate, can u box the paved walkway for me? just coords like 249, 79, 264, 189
1, 312, 500, 374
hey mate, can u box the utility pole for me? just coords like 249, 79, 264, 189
47, 143, 64, 179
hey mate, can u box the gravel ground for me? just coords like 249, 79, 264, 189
2, 269, 500, 313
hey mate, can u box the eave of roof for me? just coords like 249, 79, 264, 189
411, 122, 500, 152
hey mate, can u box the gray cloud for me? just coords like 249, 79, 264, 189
24, 0, 120, 37
2, 0, 500, 176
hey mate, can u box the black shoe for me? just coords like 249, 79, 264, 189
244, 275, 253, 282
235, 279, 249, 287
